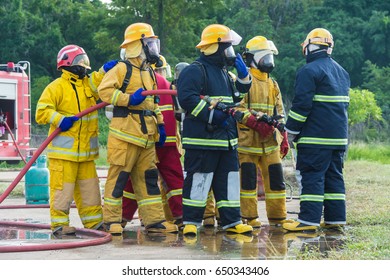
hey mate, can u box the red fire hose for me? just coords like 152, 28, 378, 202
0, 101, 109, 204
0, 220, 112, 253
143, 89, 176, 96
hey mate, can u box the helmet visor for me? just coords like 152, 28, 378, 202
253, 50, 273, 64
225, 29, 242, 46
143, 37, 160, 58
71, 54, 91, 69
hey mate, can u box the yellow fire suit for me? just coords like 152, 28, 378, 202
237, 68, 287, 223
98, 57, 165, 228
35, 69, 104, 231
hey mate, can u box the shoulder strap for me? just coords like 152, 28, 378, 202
192, 61, 208, 93
119, 60, 132, 92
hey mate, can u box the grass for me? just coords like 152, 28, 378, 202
286, 159, 390, 260
347, 142, 390, 164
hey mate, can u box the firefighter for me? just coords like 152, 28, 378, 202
171, 61, 219, 228
122, 55, 184, 229
98, 22, 178, 235
283, 28, 350, 232
236, 36, 291, 228
35, 44, 115, 236
153, 55, 184, 227
177, 24, 253, 236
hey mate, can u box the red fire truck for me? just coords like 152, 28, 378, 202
0, 61, 31, 164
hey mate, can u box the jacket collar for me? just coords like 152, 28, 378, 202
306, 50, 329, 63
250, 68, 268, 81
61, 70, 83, 86
128, 57, 152, 71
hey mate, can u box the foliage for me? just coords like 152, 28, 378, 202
348, 88, 382, 126
362, 61, 390, 122
1, 0, 389, 145
98, 108, 110, 147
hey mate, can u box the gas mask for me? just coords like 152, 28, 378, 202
65, 65, 88, 79
257, 53, 275, 73
142, 37, 161, 65
223, 45, 237, 67
252, 52, 275, 73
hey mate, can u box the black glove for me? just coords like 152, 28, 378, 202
228, 108, 245, 123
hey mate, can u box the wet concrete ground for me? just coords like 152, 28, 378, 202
0, 197, 346, 260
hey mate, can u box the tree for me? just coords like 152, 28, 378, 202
349, 88, 382, 126
348, 88, 384, 141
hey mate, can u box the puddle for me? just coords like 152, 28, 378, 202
0, 220, 346, 259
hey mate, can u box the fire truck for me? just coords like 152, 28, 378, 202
0, 61, 31, 164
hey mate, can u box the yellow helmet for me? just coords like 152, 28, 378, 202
245, 36, 278, 55
243, 36, 278, 72
196, 24, 242, 49
120, 22, 158, 48
301, 28, 334, 55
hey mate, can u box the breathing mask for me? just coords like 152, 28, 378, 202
223, 45, 237, 67
142, 37, 161, 65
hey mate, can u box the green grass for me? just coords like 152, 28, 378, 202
347, 142, 390, 164
292, 160, 390, 260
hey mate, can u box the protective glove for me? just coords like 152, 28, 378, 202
280, 131, 290, 159
102, 60, 118, 73
228, 108, 245, 123
59, 116, 79, 132
245, 115, 274, 138
211, 110, 229, 126
234, 53, 249, 79
156, 124, 166, 147
128, 88, 146, 106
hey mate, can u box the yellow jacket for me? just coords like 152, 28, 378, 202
98, 58, 164, 148
237, 69, 285, 155
35, 69, 104, 162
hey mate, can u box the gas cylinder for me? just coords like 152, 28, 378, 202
25, 155, 49, 204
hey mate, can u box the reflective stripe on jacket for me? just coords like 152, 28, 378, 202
237, 69, 285, 155
98, 58, 164, 148
177, 56, 251, 150
36, 69, 104, 162
285, 52, 350, 149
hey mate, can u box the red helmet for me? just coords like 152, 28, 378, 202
56, 44, 91, 70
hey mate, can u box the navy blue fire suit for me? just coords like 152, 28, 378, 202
177, 53, 251, 229
285, 51, 350, 226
